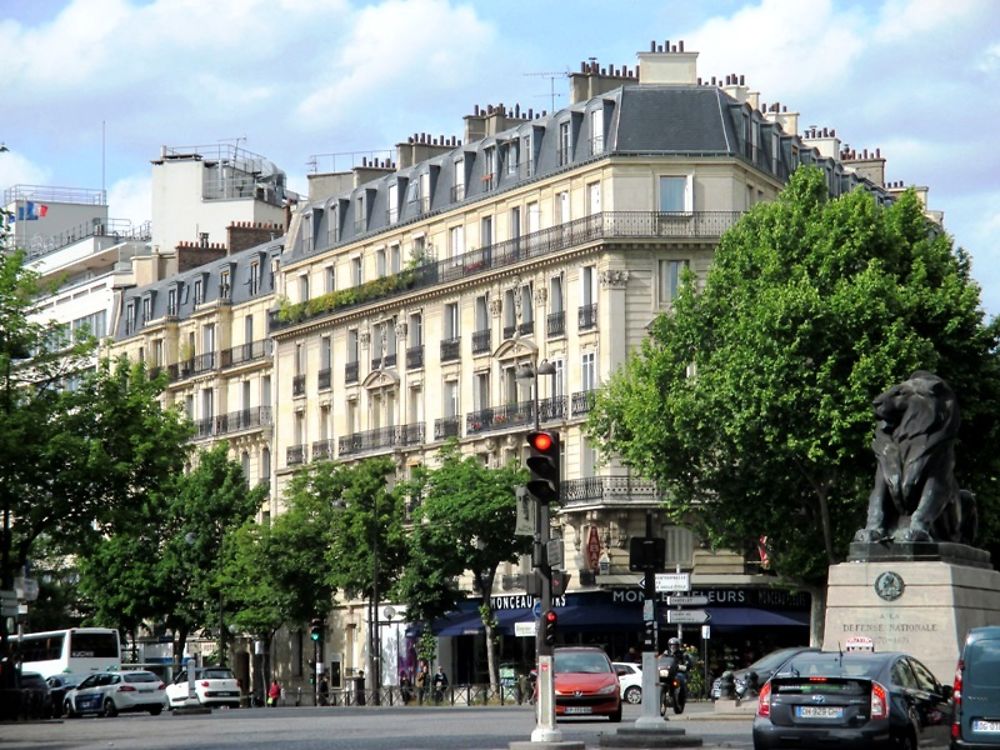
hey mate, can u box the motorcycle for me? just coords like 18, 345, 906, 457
657, 655, 687, 715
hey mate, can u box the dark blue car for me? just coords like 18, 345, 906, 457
752, 651, 951, 749
952, 626, 1000, 749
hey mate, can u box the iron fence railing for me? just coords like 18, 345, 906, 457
465, 396, 565, 435
287, 445, 305, 466
317, 367, 332, 390
406, 345, 424, 370
338, 423, 425, 457
578, 303, 598, 331
345, 360, 359, 384
562, 475, 662, 505
547, 311, 565, 338
471, 329, 492, 355
269, 211, 742, 333
440, 337, 461, 363
292, 374, 305, 396
220, 339, 272, 369
312, 439, 334, 461
571, 389, 597, 416
434, 417, 461, 440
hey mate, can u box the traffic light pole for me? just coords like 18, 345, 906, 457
531, 498, 560, 743
635, 508, 665, 728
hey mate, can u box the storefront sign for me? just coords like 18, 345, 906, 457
587, 527, 602, 572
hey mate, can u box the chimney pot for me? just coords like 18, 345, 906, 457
679, 40, 685, 52
650, 40, 656, 52
740, 74, 745, 85
665, 39, 670, 51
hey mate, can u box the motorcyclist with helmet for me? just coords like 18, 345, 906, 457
658, 637, 693, 714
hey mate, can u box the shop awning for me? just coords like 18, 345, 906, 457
705, 607, 809, 628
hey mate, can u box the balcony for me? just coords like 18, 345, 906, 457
578, 303, 598, 331
193, 416, 215, 440
292, 374, 305, 397
406, 345, 424, 370
193, 406, 274, 439
287, 444, 306, 466
451, 184, 466, 202
440, 337, 460, 363
434, 417, 461, 440
547, 311, 565, 338
502, 325, 516, 340
345, 360, 359, 384
318, 367, 332, 391
472, 329, 491, 355
384, 352, 397, 369
481, 174, 496, 192
571, 390, 597, 416
193, 352, 216, 374
338, 422, 426, 457
220, 339, 272, 369
312, 439, 334, 461
465, 396, 566, 435
562, 475, 663, 508
518, 320, 534, 337
268, 211, 742, 333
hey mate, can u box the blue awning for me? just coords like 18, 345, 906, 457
705, 607, 808, 628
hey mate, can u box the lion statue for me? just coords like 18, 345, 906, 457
854, 370, 977, 545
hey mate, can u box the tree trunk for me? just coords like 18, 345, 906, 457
805, 585, 827, 647
476, 569, 498, 691
173, 626, 189, 671
484, 619, 498, 692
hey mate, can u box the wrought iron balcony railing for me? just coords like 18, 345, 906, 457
345, 360, 359, 384
472, 329, 492, 355
292, 374, 305, 397
547, 310, 565, 338
312, 439, 334, 461
518, 320, 534, 337
440, 337, 460, 363
562, 475, 663, 507
406, 345, 424, 370
219, 339, 272, 369
578, 303, 598, 331
268, 211, 742, 333
434, 417, 461, 440
465, 396, 566, 435
287, 444, 306, 466
502, 325, 516, 340
318, 367, 331, 391
571, 390, 597, 416
338, 422, 426, 457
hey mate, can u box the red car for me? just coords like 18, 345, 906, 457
553, 646, 622, 722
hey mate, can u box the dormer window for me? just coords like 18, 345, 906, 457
193, 278, 204, 305
453, 158, 465, 201
387, 182, 399, 224
303, 212, 314, 253
249, 260, 261, 295
125, 301, 137, 334
590, 109, 605, 154
483, 147, 497, 191
558, 121, 571, 166
220, 269, 232, 300
167, 287, 178, 316
142, 296, 152, 322
355, 195, 365, 234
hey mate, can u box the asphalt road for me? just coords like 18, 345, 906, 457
1, 702, 757, 750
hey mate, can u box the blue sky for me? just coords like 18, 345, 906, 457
2, 0, 998, 315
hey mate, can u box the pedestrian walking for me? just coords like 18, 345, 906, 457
267, 679, 281, 707
399, 670, 412, 704
318, 675, 329, 706
432, 665, 448, 705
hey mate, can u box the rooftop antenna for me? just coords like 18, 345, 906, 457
524, 69, 569, 113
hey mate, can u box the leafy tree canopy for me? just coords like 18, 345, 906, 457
590, 167, 1000, 597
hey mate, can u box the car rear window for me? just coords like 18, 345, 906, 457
774, 678, 869, 695
555, 651, 612, 674
779, 654, 883, 680
124, 672, 159, 683
967, 639, 1000, 688
201, 669, 235, 680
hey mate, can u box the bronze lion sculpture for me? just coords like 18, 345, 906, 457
854, 371, 977, 545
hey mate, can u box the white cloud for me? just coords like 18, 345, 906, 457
874, 0, 989, 41
295, 0, 496, 129
686, 0, 866, 101
107, 173, 151, 225
979, 42, 1000, 73
0, 150, 52, 192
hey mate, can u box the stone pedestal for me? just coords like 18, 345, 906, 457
824, 549, 1000, 683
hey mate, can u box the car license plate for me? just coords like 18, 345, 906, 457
973, 719, 1000, 733
796, 706, 844, 719
564, 706, 592, 715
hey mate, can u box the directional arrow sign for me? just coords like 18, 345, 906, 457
666, 595, 708, 607
666, 609, 710, 625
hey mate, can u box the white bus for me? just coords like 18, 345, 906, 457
15, 628, 121, 678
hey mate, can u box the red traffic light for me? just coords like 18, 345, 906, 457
544, 610, 557, 624
530, 432, 553, 452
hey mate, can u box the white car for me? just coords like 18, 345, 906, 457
166, 666, 241, 709
64, 670, 168, 717
612, 661, 643, 705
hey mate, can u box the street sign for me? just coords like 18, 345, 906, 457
546, 539, 564, 569
655, 573, 691, 593
515, 621, 535, 638
667, 595, 708, 607
666, 609, 710, 625
514, 487, 535, 537
628, 536, 666, 572
532, 601, 542, 618
702, 625, 711, 640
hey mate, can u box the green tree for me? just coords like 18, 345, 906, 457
128, 443, 266, 666
399, 444, 527, 689
589, 167, 1000, 643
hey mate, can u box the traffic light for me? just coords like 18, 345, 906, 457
543, 609, 558, 646
526, 430, 560, 504
550, 569, 571, 598
310, 618, 323, 642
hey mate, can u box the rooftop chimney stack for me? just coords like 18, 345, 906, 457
763, 101, 800, 136
637, 39, 699, 85
569, 58, 638, 104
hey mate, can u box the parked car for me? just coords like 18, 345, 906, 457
612, 661, 643, 705
553, 647, 622, 722
64, 670, 168, 717
165, 666, 241, 709
46, 674, 81, 716
17, 671, 53, 719
712, 646, 820, 701
752, 650, 952, 749
951, 625, 1000, 749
